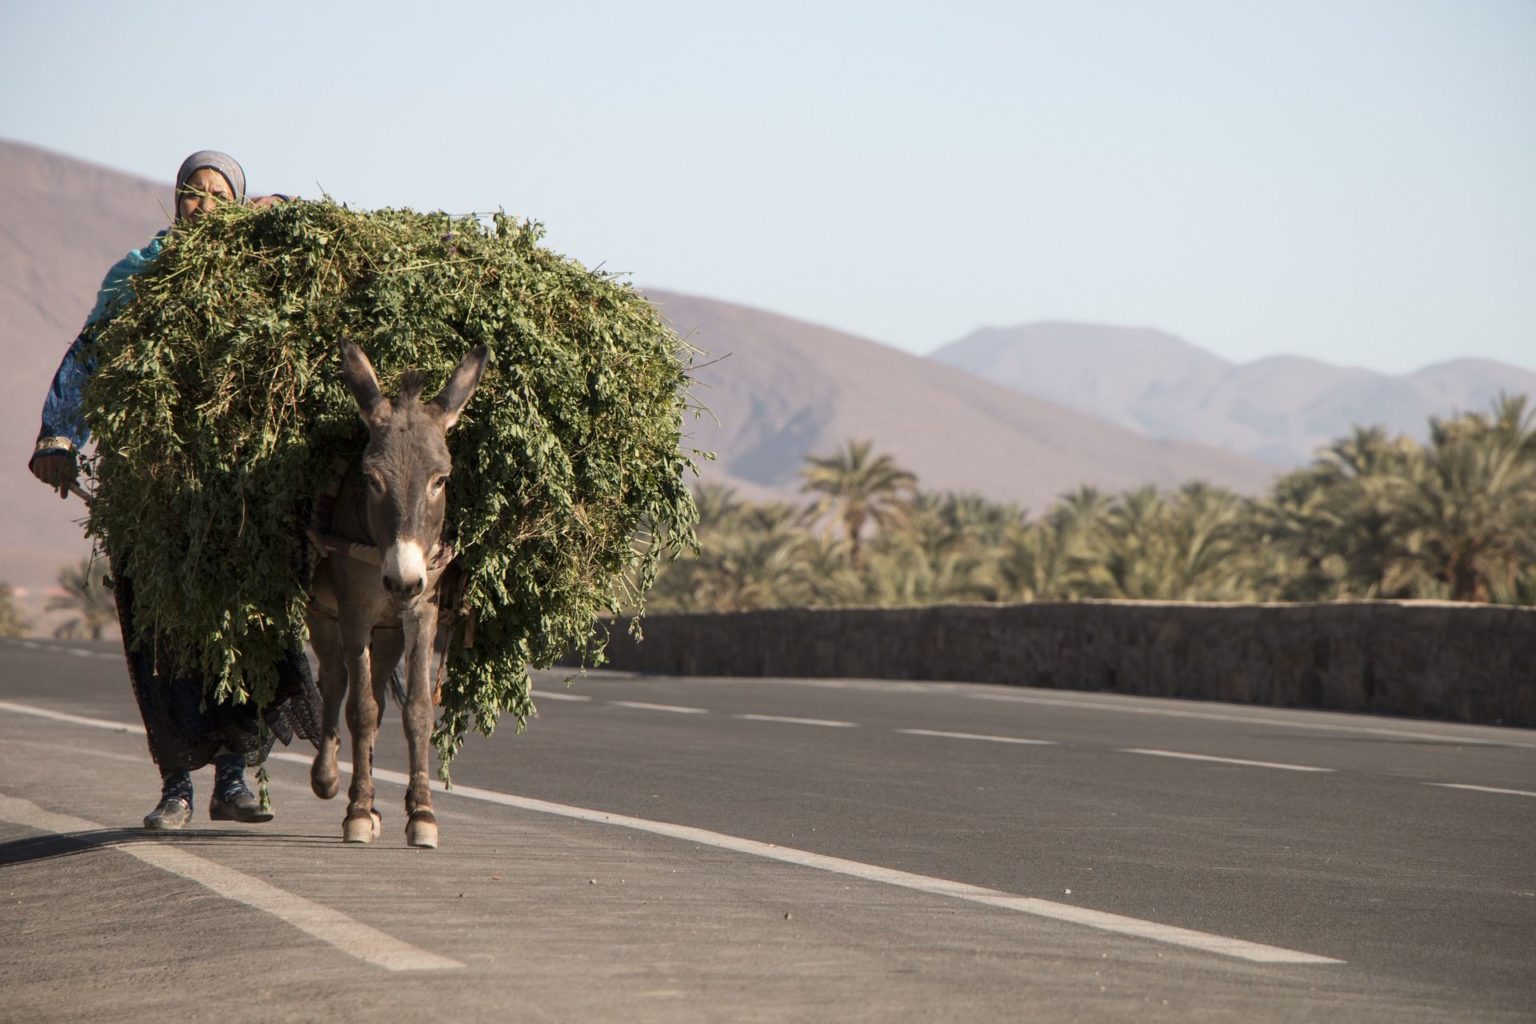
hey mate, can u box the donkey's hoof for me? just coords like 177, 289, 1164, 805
343, 816, 375, 844
343, 809, 381, 844
311, 771, 339, 800
406, 813, 438, 849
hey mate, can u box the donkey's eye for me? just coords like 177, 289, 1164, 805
366, 473, 385, 492
430, 475, 448, 495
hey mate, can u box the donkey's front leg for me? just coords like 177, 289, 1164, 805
342, 636, 382, 843
307, 613, 346, 800
401, 602, 440, 849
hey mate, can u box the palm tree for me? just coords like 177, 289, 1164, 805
796, 533, 867, 607
863, 490, 1002, 602
0, 583, 30, 638
1259, 426, 1423, 599
1387, 395, 1536, 602
47, 558, 116, 641
692, 482, 745, 534
703, 518, 814, 611
1076, 483, 1254, 601
800, 440, 916, 566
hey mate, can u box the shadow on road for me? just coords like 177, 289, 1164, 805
0, 827, 340, 867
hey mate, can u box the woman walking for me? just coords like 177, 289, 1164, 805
29, 150, 318, 829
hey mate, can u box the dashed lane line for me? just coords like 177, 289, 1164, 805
609, 700, 711, 715
1124, 749, 1335, 773
0, 793, 463, 972
967, 691, 1531, 748
734, 714, 857, 728
10, 698, 1526, 804
8, 641, 1526, 749
896, 729, 1056, 746
1425, 783, 1536, 798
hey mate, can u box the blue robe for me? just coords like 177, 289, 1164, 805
37, 233, 167, 452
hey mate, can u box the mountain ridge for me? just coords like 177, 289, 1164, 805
646, 288, 1275, 505
931, 323, 1535, 465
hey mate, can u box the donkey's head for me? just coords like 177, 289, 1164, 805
339, 340, 490, 604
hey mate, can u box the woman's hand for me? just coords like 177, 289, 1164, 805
28, 451, 75, 499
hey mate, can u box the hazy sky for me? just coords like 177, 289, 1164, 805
2, 0, 1532, 373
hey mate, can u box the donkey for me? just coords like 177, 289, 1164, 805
308, 339, 489, 847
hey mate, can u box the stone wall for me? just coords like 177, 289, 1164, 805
594, 602, 1536, 727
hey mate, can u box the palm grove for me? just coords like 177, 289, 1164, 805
648, 396, 1536, 612
4, 395, 1531, 640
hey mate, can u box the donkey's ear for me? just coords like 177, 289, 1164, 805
431, 344, 490, 430
339, 340, 389, 426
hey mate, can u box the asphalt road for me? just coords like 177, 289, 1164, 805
1, 636, 1532, 1022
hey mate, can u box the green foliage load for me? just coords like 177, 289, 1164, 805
81, 200, 698, 762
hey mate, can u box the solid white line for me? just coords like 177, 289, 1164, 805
3, 699, 1343, 965
0, 700, 146, 734
533, 691, 592, 702
1426, 783, 1536, 799
609, 701, 710, 715
9, 738, 147, 767
0, 793, 462, 972
896, 729, 1055, 746
968, 691, 1531, 747
1124, 749, 1334, 773
274, 752, 1341, 965
734, 714, 857, 728
1, 640, 118, 660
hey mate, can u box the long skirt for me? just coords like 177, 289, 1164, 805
111, 562, 321, 774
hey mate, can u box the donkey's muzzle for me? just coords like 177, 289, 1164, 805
382, 541, 429, 602
383, 574, 427, 601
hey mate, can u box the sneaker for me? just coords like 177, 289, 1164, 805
143, 795, 192, 830
209, 781, 274, 823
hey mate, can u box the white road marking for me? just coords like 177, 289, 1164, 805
0, 700, 146, 734
9, 738, 146, 766
896, 729, 1055, 746
1124, 749, 1334, 773
3, 700, 1345, 964
534, 691, 592, 702
967, 691, 1531, 747
0, 793, 462, 972
269, 751, 1342, 965
734, 714, 857, 728
1426, 783, 1536, 799
610, 701, 710, 715
1, 640, 117, 660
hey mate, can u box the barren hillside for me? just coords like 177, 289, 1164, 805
653, 291, 1276, 506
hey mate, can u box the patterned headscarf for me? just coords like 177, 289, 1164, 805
175, 150, 246, 204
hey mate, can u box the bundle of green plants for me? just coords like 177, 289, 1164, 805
81, 200, 699, 763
